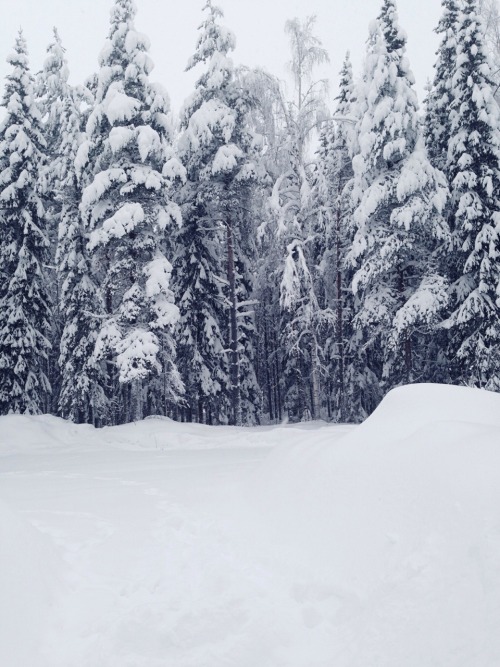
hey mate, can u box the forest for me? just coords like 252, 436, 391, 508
1, 0, 500, 426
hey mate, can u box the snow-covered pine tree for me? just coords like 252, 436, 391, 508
311, 53, 371, 422
443, 0, 500, 389
57, 86, 107, 424
36, 28, 71, 409
37, 28, 70, 195
176, 0, 261, 426
424, 0, 460, 172
79, 0, 184, 423
349, 0, 450, 393
0, 32, 52, 414
172, 196, 230, 424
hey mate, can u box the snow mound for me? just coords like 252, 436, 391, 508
0, 412, 279, 456
356, 381, 500, 440
253, 383, 500, 666
0, 414, 94, 455
0, 499, 63, 667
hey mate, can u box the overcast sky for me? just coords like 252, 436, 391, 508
0, 0, 442, 113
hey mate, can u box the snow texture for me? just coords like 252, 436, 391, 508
1, 384, 500, 666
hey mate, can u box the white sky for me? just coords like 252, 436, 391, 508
0, 0, 441, 113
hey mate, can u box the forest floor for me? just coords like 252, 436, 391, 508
1, 384, 500, 666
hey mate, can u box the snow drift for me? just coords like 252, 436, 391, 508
0, 383, 499, 667
253, 383, 500, 666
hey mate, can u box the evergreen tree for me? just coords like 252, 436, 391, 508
311, 54, 373, 421
37, 28, 70, 194
444, 0, 500, 389
172, 196, 230, 424
424, 0, 461, 172
176, 0, 261, 425
57, 87, 107, 424
0, 33, 52, 414
36, 28, 72, 410
80, 0, 184, 423
349, 0, 450, 392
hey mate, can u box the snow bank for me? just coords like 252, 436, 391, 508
0, 499, 63, 667
253, 383, 500, 666
0, 412, 280, 456
1, 384, 500, 667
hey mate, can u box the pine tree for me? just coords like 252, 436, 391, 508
176, 0, 261, 425
57, 87, 107, 424
0, 33, 52, 414
36, 28, 72, 410
311, 54, 372, 421
349, 0, 450, 392
80, 0, 184, 423
172, 196, 230, 424
424, 0, 461, 172
444, 0, 500, 389
37, 28, 70, 189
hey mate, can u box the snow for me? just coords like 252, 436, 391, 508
1, 384, 500, 666
103, 86, 141, 125
88, 202, 145, 248
108, 126, 135, 153
0, 498, 63, 667
211, 143, 243, 175
116, 328, 160, 381
136, 125, 160, 162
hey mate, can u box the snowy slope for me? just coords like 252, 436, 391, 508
0, 384, 499, 666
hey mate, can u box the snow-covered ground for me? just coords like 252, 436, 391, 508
1, 384, 500, 666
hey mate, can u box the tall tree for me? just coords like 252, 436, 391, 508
443, 0, 500, 389
79, 0, 184, 423
311, 53, 373, 421
0, 33, 52, 414
36, 28, 72, 409
176, 0, 261, 425
57, 86, 107, 424
424, 0, 461, 172
349, 0, 450, 392
269, 15, 330, 421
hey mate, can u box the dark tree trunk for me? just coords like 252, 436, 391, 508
226, 217, 241, 426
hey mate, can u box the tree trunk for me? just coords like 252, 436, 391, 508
263, 316, 274, 421
226, 218, 241, 426
398, 267, 412, 382
336, 205, 345, 421
310, 337, 321, 419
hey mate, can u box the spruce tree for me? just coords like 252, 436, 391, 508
424, 0, 461, 172
0, 33, 52, 414
80, 0, 184, 423
311, 54, 374, 421
444, 0, 500, 389
37, 28, 70, 195
349, 0, 450, 392
36, 28, 72, 410
57, 87, 107, 424
176, 0, 261, 425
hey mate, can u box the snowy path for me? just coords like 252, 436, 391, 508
0, 419, 354, 667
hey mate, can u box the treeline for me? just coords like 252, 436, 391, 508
0, 0, 499, 426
